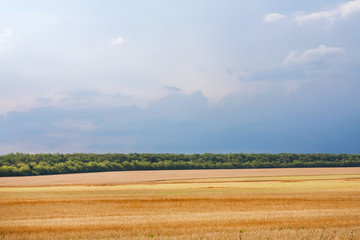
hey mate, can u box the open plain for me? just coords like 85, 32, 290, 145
1, 168, 360, 239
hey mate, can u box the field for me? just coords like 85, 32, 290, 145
1, 168, 360, 239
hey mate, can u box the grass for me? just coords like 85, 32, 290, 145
0, 173, 359, 239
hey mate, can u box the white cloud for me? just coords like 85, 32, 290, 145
284, 79, 305, 96
294, 0, 360, 24
339, 0, 360, 18
110, 36, 125, 45
294, 11, 337, 24
0, 29, 12, 51
263, 13, 285, 23
283, 45, 344, 65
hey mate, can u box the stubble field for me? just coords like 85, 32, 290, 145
1, 168, 360, 239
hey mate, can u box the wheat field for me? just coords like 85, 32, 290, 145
1, 169, 360, 239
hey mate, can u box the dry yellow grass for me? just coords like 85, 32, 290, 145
0, 169, 360, 239
1, 167, 359, 187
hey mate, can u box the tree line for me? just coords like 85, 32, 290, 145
0, 153, 359, 177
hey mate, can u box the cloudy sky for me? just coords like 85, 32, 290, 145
1, 0, 359, 154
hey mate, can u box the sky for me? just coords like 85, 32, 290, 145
0, 0, 360, 154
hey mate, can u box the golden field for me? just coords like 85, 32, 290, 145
0, 168, 360, 239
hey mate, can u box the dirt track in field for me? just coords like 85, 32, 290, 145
0, 167, 359, 187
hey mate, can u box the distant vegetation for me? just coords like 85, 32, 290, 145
0, 153, 359, 176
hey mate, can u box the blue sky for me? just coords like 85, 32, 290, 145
0, 0, 359, 153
